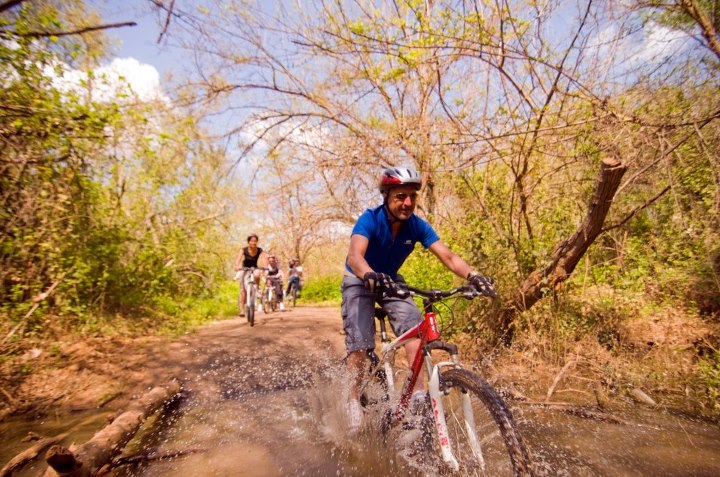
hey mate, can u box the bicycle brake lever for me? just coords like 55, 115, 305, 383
461, 286, 480, 299
393, 286, 410, 299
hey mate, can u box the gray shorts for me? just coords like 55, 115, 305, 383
340, 275, 422, 353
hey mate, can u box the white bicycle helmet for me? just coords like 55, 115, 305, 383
379, 167, 422, 192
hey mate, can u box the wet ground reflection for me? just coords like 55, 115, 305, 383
109, 363, 720, 477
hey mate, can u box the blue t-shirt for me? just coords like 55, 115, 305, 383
345, 205, 440, 278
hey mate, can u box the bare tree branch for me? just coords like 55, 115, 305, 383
602, 185, 671, 232
680, 0, 720, 60
0, 0, 25, 14
155, 0, 176, 44
499, 157, 628, 338
1, 21, 137, 39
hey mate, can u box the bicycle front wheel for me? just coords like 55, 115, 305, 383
247, 286, 256, 327
270, 289, 277, 312
261, 289, 271, 314
439, 368, 533, 476
289, 285, 297, 308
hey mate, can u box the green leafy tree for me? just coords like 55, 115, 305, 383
1, 2, 242, 343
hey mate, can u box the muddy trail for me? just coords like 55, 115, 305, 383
2, 306, 720, 476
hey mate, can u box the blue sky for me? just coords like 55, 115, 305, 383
95, 0, 180, 76
93, 1, 692, 102
45, 2, 172, 105
79, 0, 193, 104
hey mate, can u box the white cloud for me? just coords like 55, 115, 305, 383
97, 57, 168, 102
50, 57, 169, 104
586, 20, 691, 84
631, 23, 689, 64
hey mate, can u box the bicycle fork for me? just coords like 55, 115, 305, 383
375, 315, 483, 471
379, 341, 472, 472
426, 341, 486, 472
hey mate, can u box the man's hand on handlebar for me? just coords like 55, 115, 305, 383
362, 272, 393, 294
362, 272, 411, 298
467, 272, 497, 298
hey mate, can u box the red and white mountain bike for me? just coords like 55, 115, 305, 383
360, 283, 534, 476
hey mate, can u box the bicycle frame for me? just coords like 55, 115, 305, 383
373, 288, 481, 471
241, 267, 264, 309
243, 270, 256, 303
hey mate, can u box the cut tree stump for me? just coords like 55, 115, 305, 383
43, 381, 182, 477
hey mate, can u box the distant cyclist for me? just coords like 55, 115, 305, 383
234, 233, 267, 316
265, 254, 286, 311
286, 258, 303, 298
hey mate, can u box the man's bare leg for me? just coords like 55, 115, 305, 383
347, 350, 367, 401
346, 350, 367, 433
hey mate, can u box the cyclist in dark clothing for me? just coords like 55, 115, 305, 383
286, 258, 303, 297
234, 233, 267, 316
341, 167, 496, 433
265, 255, 285, 311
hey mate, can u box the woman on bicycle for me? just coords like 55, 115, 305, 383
341, 167, 496, 433
234, 233, 267, 316
265, 254, 286, 311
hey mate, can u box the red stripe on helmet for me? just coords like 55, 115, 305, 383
382, 176, 403, 185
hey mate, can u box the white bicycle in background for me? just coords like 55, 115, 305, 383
262, 276, 281, 313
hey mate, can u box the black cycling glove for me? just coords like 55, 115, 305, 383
468, 272, 497, 298
363, 272, 393, 294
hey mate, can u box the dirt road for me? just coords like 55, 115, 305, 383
1, 307, 363, 476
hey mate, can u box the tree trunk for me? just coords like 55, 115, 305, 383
497, 157, 627, 338
43, 381, 181, 477
0, 433, 69, 477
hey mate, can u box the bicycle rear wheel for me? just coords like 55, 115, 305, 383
439, 368, 533, 476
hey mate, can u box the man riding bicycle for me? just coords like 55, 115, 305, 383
286, 258, 303, 297
341, 167, 496, 433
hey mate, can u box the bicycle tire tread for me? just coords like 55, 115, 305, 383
441, 368, 533, 476
247, 287, 256, 326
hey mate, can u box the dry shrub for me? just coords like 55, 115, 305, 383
458, 286, 720, 416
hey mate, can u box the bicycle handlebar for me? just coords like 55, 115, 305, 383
390, 283, 487, 302
234, 266, 268, 281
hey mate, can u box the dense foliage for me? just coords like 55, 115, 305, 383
1, 3, 238, 341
